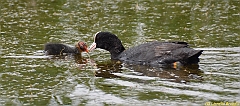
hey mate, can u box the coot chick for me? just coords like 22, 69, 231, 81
44, 41, 88, 55
88, 31, 203, 67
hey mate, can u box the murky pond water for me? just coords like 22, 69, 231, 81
1, 0, 240, 105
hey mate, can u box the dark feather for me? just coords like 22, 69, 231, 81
44, 43, 79, 55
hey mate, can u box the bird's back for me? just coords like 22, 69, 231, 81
44, 43, 78, 55
118, 41, 202, 66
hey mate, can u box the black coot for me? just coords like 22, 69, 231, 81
88, 31, 203, 67
44, 41, 88, 55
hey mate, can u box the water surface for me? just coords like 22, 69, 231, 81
0, 0, 240, 105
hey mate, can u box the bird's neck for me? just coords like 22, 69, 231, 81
109, 45, 125, 60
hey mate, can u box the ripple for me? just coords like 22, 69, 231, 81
2, 55, 50, 59
1, 0, 240, 105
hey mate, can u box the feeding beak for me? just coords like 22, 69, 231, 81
88, 42, 96, 52
76, 41, 89, 53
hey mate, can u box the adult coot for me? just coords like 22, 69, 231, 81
88, 31, 203, 67
44, 41, 88, 55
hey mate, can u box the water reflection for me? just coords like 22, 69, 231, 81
44, 54, 203, 84
80, 59, 203, 83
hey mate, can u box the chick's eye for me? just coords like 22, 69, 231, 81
80, 42, 86, 46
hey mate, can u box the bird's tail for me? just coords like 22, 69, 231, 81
187, 50, 203, 64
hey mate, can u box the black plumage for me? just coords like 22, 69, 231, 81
44, 43, 79, 55
89, 32, 203, 67
44, 42, 88, 55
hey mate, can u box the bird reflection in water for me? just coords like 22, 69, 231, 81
75, 58, 203, 83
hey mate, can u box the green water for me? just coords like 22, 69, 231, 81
0, 0, 240, 105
